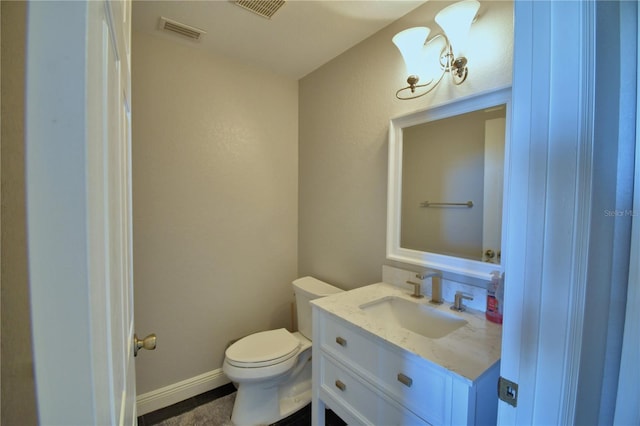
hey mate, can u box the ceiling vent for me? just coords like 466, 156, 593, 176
158, 17, 206, 41
233, 0, 285, 19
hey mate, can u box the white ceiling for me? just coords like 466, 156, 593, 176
132, 0, 426, 80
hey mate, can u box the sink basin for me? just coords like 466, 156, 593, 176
359, 296, 467, 339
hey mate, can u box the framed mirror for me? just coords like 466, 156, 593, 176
387, 87, 511, 279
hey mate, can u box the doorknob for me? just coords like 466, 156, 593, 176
134, 333, 157, 357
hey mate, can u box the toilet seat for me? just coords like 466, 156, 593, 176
225, 328, 300, 368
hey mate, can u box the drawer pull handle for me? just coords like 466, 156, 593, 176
335, 336, 347, 346
397, 373, 413, 387
335, 380, 346, 391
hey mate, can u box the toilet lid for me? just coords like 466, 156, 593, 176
225, 328, 300, 367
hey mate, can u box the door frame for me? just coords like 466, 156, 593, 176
614, 3, 640, 423
500, 1, 637, 424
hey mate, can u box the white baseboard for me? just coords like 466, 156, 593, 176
136, 368, 231, 416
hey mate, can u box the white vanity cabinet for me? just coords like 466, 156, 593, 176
311, 307, 500, 426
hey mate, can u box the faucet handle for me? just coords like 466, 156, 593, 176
450, 291, 473, 312
406, 280, 424, 299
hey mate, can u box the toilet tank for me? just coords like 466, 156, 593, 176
293, 276, 343, 340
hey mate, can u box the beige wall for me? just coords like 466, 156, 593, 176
0, 2, 38, 424
132, 32, 299, 394
298, 0, 513, 289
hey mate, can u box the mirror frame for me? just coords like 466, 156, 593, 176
387, 87, 512, 280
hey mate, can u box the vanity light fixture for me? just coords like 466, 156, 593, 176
393, 0, 480, 100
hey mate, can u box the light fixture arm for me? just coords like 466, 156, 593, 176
395, 75, 434, 99
439, 37, 469, 85
395, 33, 467, 100
395, 70, 444, 100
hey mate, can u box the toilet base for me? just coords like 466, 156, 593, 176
230, 348, 312, 425
277, 361, 312, 419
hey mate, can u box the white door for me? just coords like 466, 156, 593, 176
25, 1, 143, 424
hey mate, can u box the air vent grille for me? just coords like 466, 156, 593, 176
234, 0, 285, 19
159, 17, 206, 41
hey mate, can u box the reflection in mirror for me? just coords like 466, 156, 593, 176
387, 88, 511, 279
401, 106, 506, 262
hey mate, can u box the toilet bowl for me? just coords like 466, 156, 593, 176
222, 276, 343, 426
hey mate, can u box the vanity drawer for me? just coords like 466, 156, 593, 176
319, 313, 450, 424
319, 313, 378, 366
377, 348, 450, 425
319, 354, 430, 426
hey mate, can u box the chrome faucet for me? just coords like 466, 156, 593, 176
411, 272, 443, 304
451, 291, 474, 312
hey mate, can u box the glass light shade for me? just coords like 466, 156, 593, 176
392, 27, 431, 77
422, 36, 446, 80
435, 0, 480, 58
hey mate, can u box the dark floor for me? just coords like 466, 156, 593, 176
137, 383, 236, 426
137, 382, 346, 426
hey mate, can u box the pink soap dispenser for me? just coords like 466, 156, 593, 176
486, 271, 504, 324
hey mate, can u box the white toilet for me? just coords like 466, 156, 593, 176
223, 276, 343, 426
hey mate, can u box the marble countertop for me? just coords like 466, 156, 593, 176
311, 282, 502, 383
